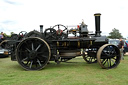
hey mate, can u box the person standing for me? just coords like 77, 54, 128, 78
118, 38, 124, 60
0, 34, 3, 43
1, 32, 4, 40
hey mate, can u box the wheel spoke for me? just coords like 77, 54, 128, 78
90, 57, 92, 62
111, 59, 116, 64
109, 59, 111, 67
29, 61, 33, 68
88, 57, 90, 62
26, 48, 31, 52
37, 59, 42, 66
32, 43, 34, 50
25, 60, 29, 65
103, 51, 109, 56
103, 59, 107, 65
37, 44, 47, 53
21, 57, 28, 62
107, 59, 109, 67
42, 55, 47, 59
112, 57, 116, 60
101, 59, 105, 63
94, 57, 96, 61
111, 47, 116, 54
35, 44, 41, 51
107, 46, 111, 55
37, 55, 48, 61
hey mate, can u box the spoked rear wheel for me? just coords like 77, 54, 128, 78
16, 37, 51, 70
97, 44, 121, 69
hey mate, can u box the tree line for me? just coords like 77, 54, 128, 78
2, 32, 15, 37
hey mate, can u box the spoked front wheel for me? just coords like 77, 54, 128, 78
97, 44, 121, 69
16, 37, 51, 70
83, 51, 97, 64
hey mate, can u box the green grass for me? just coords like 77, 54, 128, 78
0, 55, 128, 85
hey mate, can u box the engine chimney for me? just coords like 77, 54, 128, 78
94, 13, 101, 37
40, 25, 43, 33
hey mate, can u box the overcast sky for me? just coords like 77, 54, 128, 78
0, 0, 128, 38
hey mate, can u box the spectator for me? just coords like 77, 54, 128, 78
0, 34, 3, 43
118, 38, 124, 60
125, 41, 128, 47
0, 34, 2, 39
1, 32, 5, 40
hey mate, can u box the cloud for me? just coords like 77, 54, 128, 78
0, 25, 11, 34
0, 27, 5, 32
1, 20, 17, 25
0, 20, 18, 34
3, 0, 22, 5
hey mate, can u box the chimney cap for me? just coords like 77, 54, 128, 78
94, 13, 101, 16
40, 25, 43, 27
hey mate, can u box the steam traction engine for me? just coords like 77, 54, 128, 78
10, 13, 121, 70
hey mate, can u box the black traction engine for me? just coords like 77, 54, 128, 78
8, 13, 120, 70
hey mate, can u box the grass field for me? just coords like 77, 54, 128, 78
0, 55, 128, 85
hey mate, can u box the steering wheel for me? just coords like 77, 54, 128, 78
52, 24, 67, 31
18, 31, 27, 40
19, 31, 27, 36
52, 24, 68, 39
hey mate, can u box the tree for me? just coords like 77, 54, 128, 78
11, 32, 15, 35
108, 28, 123, 39
3, 33, 11, 37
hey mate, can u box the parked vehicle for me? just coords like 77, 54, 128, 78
0, 46, 9, 58
108, 39, 119, 46
109, 39, 128, 54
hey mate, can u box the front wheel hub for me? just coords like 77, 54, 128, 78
29, 50, 37, 59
